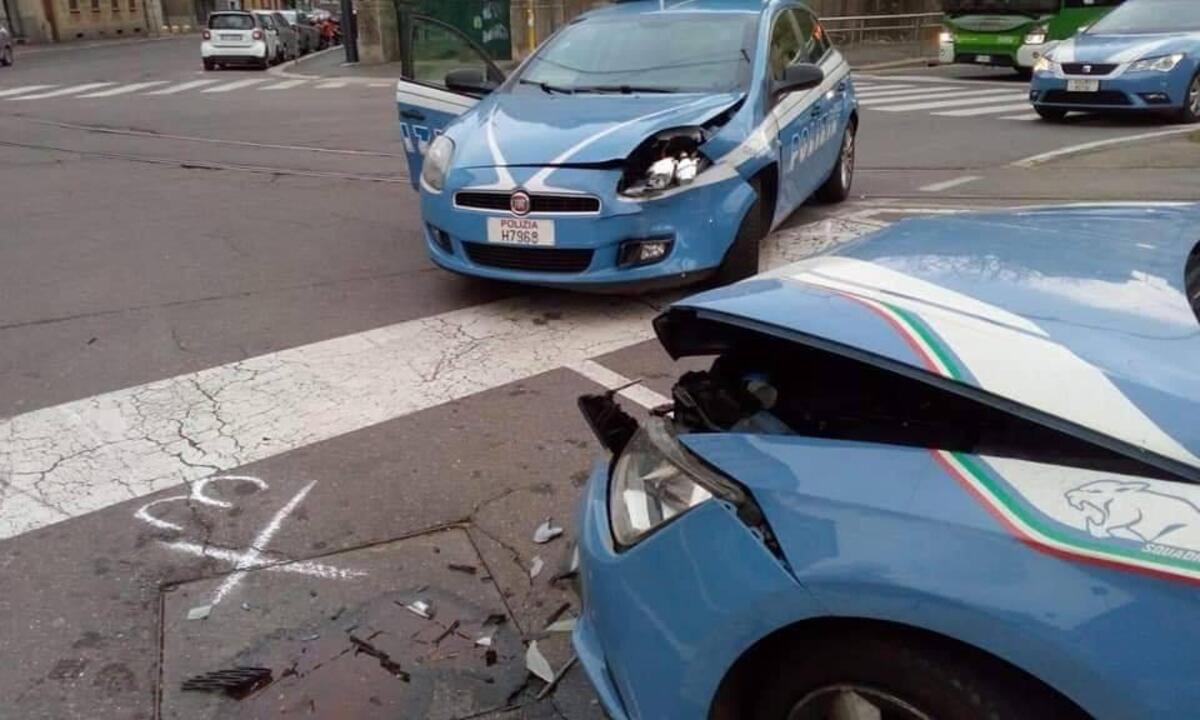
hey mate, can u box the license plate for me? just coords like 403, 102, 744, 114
220, 34, 240, 41
1067, 79, 1100, 92
487, 217, 555, 247
974, 54, 992, 64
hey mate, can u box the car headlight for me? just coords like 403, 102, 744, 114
618, 127, 712, 198
1034, 55, 1059, 74
1024, 26, 1048, 45
939, 31, 953, 45
1130, 53, 1185, 73
609, 417, 745, 547
421, 134, 454, 192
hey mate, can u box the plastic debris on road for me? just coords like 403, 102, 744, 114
533, 518, 564, 544
525, 640, 555, 683
403, 599, 435, 619
529, 556, 545, 579
181, 667, 272, 699
186, 604, 212, 621
545, 617, 577, 633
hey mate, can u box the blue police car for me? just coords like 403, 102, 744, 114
1031, 0, 1200, 122
395, 0, 857, 290
574, 204, 1200, 719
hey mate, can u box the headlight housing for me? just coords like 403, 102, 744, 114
618, 127, 712, 198
421, 134, 454, 192
1130, 53, 1185, 73
1024, 26, 1048, 45
1034, 55, 1059, 74
938, 31, 953, 45
608, 417, 743, 547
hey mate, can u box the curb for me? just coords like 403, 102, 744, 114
268, 45, 340, 79
1012, 126, 1200, 168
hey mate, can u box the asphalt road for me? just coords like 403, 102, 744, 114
1, 37, 1197, 720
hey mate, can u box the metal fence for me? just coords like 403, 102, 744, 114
822, 11, 943, 45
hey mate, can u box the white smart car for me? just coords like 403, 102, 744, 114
201, 11, 276, 70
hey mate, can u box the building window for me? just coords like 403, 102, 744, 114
129, 0, 136, 10
112, 0, 120, 11
68, 0, 79, 12
91, 0, 100, 12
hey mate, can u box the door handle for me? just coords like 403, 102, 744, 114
400, 109, 426, 121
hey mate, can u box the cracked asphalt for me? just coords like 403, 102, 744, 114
2, 35, 1198, 720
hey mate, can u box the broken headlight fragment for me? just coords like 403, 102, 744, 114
619, 126, 712, 198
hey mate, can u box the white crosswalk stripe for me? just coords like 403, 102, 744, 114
78, 81, 169, 98
262, 79, 309, 90
851, 76, 1037, 122
8, 82, 114, 100
146, 79, 222, 95
0, 84, 57, 97
315, 80, 348, 89
202, 78, 269, 93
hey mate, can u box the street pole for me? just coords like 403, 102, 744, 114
340, 0, 358, 62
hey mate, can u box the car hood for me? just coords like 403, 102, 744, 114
1053, 32, 1200, 64
447, 90, 744, 168
656, 204, 1200, 473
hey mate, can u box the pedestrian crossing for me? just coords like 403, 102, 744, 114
852, 76, 1041, 122
0, 76, 397, 102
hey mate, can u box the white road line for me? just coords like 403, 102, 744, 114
8, 82, 114, 100
78, 81, 169, 98
919, 175, 982, 193
315, 80, 347, 89
877, 92, 1028, 112
851, 84, 921, 97
566, 360, 672, 410
262, 79, 308, 90
201, 78, 267, 93
367, 81, 393, 88
146, 79, 221, 95
999, 113, 1042, 121
936, 102, 1037, 117
856, 74, 1017, 87
857, 89, 968, 106
1013, 126, 1200, 167
0, 85, 57, 98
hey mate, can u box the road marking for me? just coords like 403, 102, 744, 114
999, 113, 1042, 121
857, 89, 969, 106
1012, 126, 1200, 167
875, 92, 1027, 112
146, 79, 221, 95
262, 79, 308, 90
566, 360, 671, 410
367, 81, 394, 88
856, 74, 1016, 87
316, 80, 348, 89
935, 102, 1036, 117
78, 81, 169, 98
201, 78, 268, 93
8, 82, 114, 100
851, 84, 921, 97
919, 175, 982, 193
0, 85, 57, 98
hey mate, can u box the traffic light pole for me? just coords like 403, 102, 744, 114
341, 0, 358, 63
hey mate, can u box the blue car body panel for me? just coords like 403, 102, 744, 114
1032, 31, 1200, 112
573, 204, 1200, 719
395, 0, 857, 288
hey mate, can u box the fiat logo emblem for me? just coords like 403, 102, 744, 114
510, 191, 531, 216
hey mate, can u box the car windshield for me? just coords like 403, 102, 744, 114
1088, 0, 1200, 33
943, 0, 1060, 15
514, 12, 758, 94
279, 10, 297, 22
208, 13, 254, 30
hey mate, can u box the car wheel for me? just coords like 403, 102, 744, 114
0, 45, 13, 67
1176, 72, 1200, 124
815, 120, 856, 204
203, 58, 215, 71
714, 182, 766, 285
1035, 106, 1068, 122
752, 627, 1086, 720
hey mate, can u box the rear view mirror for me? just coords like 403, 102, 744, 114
445, 68, 499, 96
773, 63, 824, 98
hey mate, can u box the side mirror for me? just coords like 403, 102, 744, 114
445, 67, 499, 96
773, 63, 824, 98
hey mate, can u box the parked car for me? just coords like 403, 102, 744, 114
395, 0, 858, 291
252, 10, 297, 64
202, 11, 274, 71
573, 204, 1200, 719
1, 20, 13, 67
1031, 0, 1200, 123
278, 10, 320, 55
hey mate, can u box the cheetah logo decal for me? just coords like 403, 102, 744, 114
1065, 479, 1200, 550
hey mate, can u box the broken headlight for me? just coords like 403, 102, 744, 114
618, 127, 711, 198
609, 416, 743, 547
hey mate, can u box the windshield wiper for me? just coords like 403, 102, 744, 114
518, 79, 574, 95
571, 85, 678, 95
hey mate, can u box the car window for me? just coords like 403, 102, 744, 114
410, 18, 497, 86
769, 9, 807, 81
273, 13, 290, 28
797, 11, 830, 64
208, 13, 254, 30
516, 12, 757, 94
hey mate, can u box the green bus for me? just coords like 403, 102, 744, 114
939, 0, 1125, 76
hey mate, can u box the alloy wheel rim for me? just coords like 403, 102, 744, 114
840, 130, 855, 188
1190, 77, 1200, 115
787, 684, 931, 720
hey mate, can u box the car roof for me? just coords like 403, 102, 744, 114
591, 0, 773, 18
660, 204, 1200, 475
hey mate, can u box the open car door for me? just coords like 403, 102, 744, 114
396, 13, 506, 190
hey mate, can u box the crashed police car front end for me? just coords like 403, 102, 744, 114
571, 205, 1200, 719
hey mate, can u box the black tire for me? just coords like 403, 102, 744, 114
752, 627, 1086, 720
0, 45, 13, 67
203, 58, 215, 71
1035, 106, 1068, 122
1176, 72, 1200, 124
816, 121, 856, 204
715, 185, 766, 286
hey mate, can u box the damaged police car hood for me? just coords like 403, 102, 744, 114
447, 91, 743, 168
656, 204, 1200, 474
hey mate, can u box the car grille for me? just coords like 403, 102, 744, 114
954, 53, 1014, 67
463, 243, 594, 273
1041, 89, 1131, 106
455, 191, 601, 214
1062, 63, 1117, 76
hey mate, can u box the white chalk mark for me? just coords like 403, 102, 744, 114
135, 495, 191, 532
210, 480, 318, 606
163, 541, 366, 580
190, 474, 268, 508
